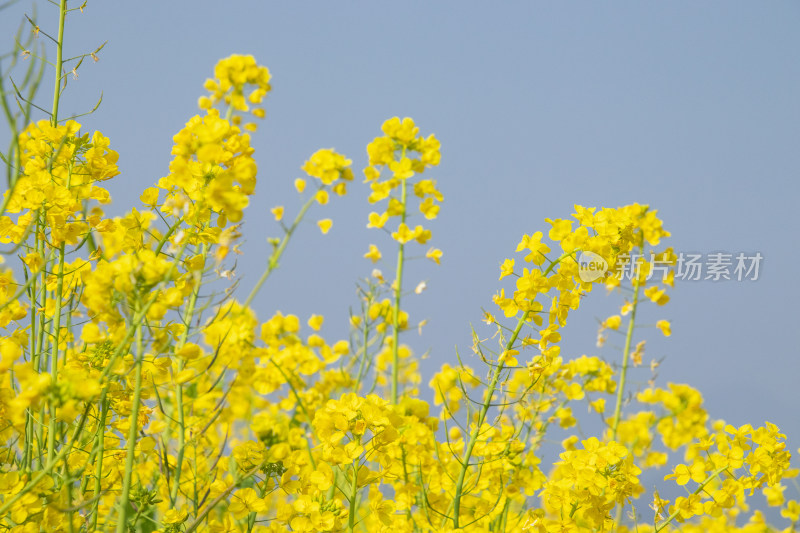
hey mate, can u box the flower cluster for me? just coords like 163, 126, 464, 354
199, 53, 272, 129
1, 119, 118, 247
363, 117, 443, 263
0, 28, 796, 533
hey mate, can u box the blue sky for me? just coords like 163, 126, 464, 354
2, 0, 799, 459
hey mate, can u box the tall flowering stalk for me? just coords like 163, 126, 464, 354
362, 117, 442, 404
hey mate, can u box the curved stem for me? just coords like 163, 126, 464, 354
0, 402, 91, 517
654, 466, 728, 533
451, 312, 526, 527
183, 460, 269, 533
610, 245, 643, 441
451, 250, 574, 527
243, 193, 316, 309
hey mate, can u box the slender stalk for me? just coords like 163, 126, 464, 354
654, 466, 728, 532
451, 313, 526, 527
24, 264, 37, 473
348, 454, 360, 533
116, 312, 145, 533
354, 309, 370, 392
170, 244, 206, 505
47, 156, 73, 464
34, 213, 47, 470
51, 0, 67, 126
183, 460, 269, 533
0, 402, 91, 517
96, 222, 190, 385
390, 177, 408, 404
610, 245, 643, 441
46, 243, 65, 463
0, 243, 189, 519
450, 250, 574, 528
243, 194, 316, 309
0, 266, 40, 317
64, 459, 75, 533
88, 398, 108, 530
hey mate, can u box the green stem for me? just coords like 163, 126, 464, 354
96, 223, 190, 385
170, 244, 205, 505
0, 265, 43, 317
654, 466, 728, 532
90, 398, 108, 531
348, 454, 360, 532
183, 460, 269, 533
24, 264, 37, 474
0, 402, 91, 517
116, 313, 145, 533
46, 243, 65, 464
390, 178, 407, 404
354, 310, 370, 393
451, 313, 526, 527
47, 159, 74, 465
243, 194, 316, 309
0, 238, 190, 519
51, 0, 67, 126
610, 245, 643, 441
450, 250, 573, 528
35, 216, 47, 468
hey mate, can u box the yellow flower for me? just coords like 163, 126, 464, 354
369, 493, 396, 526
202, 54, 271, 117
764, 485, 785, 507
391, 223, 415, 244
389, 157, 414, 180
545, 218, 572, 241
308, 314, 324, 331
782, 500, 800, 522
315, 190, 329, 205
302, 149, 353, 185
367, 211, 389, 229
603, 315, 622, 330
22, 252, 43, 273
228, 487, 266, 519
419, 197, 440, 219
644, 285, 670, 305
364, 244, 382, 263
140, 187, 159, 206
0, 339, 22, 372
516, 232, 550, 265
426, 247, 443, 265
499, 349, 519, 366
175, 342, 203, 360
271, 205, 284, 221
317, 219, 333, 234
162, 508, 188, 525
656, 319, 671, 337
589, 398, 605, 413
499, 258, 514, 280
665, 461, 706, 486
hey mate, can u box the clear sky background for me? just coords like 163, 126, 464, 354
2, 0, 799, 473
